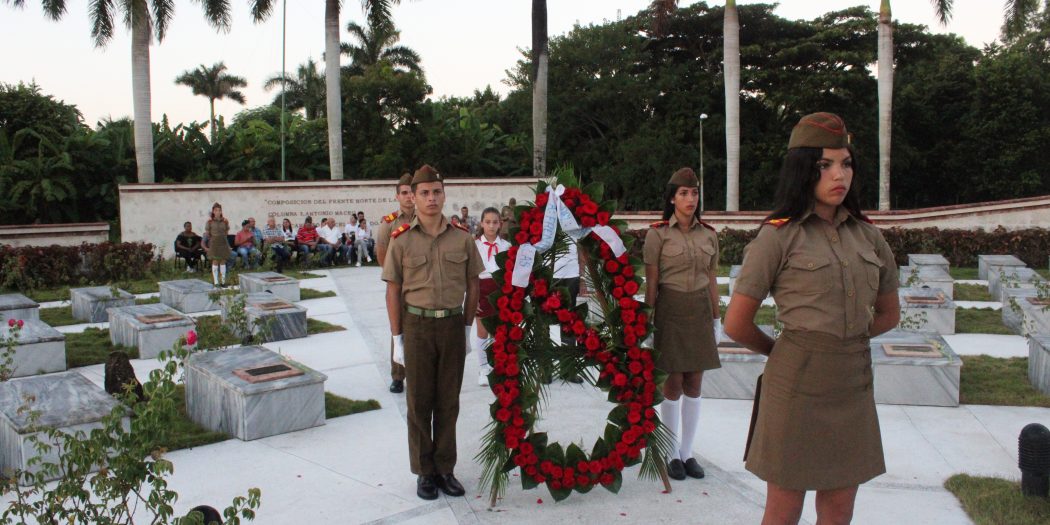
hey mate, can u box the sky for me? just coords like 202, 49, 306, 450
3, 0, 1004, 127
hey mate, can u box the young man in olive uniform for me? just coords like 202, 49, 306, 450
377, 173, 416, 394
382, 164, 483, 500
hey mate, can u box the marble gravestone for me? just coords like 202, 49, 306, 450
1002, 287, 1041, 335
1028, 335, 1050, 396
907, 254, 950, 274
0, 294, 39, 322
221, 293, 307, 343
988, 267, 1046, 304
238, 272, 300, 302
700, 325, 773, 400
0, 372, 126, 480
185, 345, 327, 441
870, 330, 961, 407
1, 319, 66, 378
159, 279, 218, 313
978, 254, 1026, 281
107, 304, 195, 359
70, 286, 134, 323
1018, 297, 1050, 338
899, 265, 955, 299
898, 287, 956, 335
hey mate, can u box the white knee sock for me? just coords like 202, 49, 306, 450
219, 264, 227, 284
211, 265, 220, 285
679, 395, 702, 460
659, 398, 681, 457
473, 334, 492, 367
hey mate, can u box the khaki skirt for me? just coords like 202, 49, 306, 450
654, 287, 720, 373
744, 330, 885, 491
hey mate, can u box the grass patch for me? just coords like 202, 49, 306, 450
956, 308, 1013, 335
717, 283, 729, 296
945, 474, 1050, 525
956, 284, 993, 302
65, 328, 138, 368
718, 304, 776, 326
39, 306, 78, 327
307, 318, 345, 334
299, 288, 337, 301
950, 267, 980, 280
959, 356, 1050, 407
325, 393, 381, 418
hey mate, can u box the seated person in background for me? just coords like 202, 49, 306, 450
451, 215, 463, 229
354, 212, 374, 266
248, 217, 263, 248
234, 220, 262, 269
296, 216, 326, 264
175, 222, 205, 272
318, 217, 347, 266
344, 216, 359, 263
261, 217, 291, 273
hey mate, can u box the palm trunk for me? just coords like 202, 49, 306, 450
324, 0, 344, 180
532, 0, 548, 179
209, 97, 217, 143
131, 0, 155, 183
723, 0, 740, 211
877, 0, 893, 210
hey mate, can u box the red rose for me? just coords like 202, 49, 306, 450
572, 320, 586, 336
533, 279, 548, 297
496, 408, 511, 422
576, 475, 589, 487
582, 202, 600, 215
611, 287, 624, 299
597, 212, 611, 225
536, 193, 549, 207
556, 309, 574, 323
624, 281, 639, 295
185, 330, 198, 345
624, 334, 637, 346
510, 326, 524, 341
643, 421, 656, 433
627, 411, 641, 424
506, 437, 520, 449
613, 374, 627, 387
510, 297, 524, 311
564, 198, 576, 209
520, 442, 534, 455
581, 216, 596, 228
584, 335, 601, 352
622, 265, 635, 278
497, 296, 510, 309
7, 319, 14, 327
551, 480, 562, 490
515, 232, 529, 244
543, 295, 562, 311
628, 361, 643, 375
621, 309, 636, 324
510, 312, 524, 324
619, 298, 635, 309
600, 473, 614, 485
604, 260, 620, 273
529, 222, 542, 235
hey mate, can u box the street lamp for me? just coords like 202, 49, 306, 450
699, 113, 708, 211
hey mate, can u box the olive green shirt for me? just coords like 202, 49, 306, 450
375, 208, 415, 251
643, 215, 719, 293
381, 216, 485, 310
733, 207, 898, 339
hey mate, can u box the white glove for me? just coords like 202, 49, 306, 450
642, 333, 655, 348
713, 318, 723, 346
393, 334, 405, 366
465, 325, 473, 354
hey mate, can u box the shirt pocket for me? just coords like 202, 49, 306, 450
404, 255, 428, 284
442, 251, 468, 288
858, 250, 883, 290
698, 243, 716, 270
780, 255, 833, 295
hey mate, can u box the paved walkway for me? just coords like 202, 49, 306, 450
11, 267, 1050, 523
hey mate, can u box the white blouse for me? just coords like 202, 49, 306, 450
475, 236, 511, 279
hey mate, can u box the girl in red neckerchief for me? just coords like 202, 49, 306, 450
472, 207, 511, 387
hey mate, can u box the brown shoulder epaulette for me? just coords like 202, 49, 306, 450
649, 220, 669, 229
861, 216, 875, 225
382, 211, 399, 223
390, 223, 411, 239
764, 218, 790, 229
698, 220, 716, 232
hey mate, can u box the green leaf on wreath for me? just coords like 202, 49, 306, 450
582, 181, 604, 202
545, 443, 565, 465
598, 200, 617, 213
603, 424, 620, 446
530, 432, 549, 450
591, 437, 609, 459
575, 480, 595, 494
566, 443, 587, 466
522, 472, 539, 490
502, 455, 517, 473
548, 483, 572, 502
608, 404, 628, 426
602, 470, 623, 494
653, 369, 670, 387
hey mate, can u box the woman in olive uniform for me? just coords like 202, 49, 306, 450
203, 202, 232, 287
725, 113, 900, 525
643, 167, 721, 481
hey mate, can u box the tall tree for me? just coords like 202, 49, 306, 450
175, 62, 248, 141
532, 0, 548, 178
264, 58, 326, 120
341, 20, 422, 76
4, 0, 275, 184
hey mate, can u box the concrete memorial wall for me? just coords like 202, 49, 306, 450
119, 178, 539, 255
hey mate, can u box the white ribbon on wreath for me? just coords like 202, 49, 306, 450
511, 184, 627, 288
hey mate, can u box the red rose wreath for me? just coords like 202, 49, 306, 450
477, 169, 673, 503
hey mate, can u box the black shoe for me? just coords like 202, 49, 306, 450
565, 375, 584, 384
416, 475, 439, 500
667, 459, 686, 481
389, 380, 404, 393
683, 458, 705, 479
435, 473, 465, 497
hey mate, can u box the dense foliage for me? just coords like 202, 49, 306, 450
3, 3, 1050, 226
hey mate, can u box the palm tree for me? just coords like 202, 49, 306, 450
324, 0, 344, 180
340, 20, 422, 76
532, 0, 548, 179
264, 58, 326, 120
649, 0, 739, 210
4, 0, 275, 184
877, 0, 893, 210
175, 62, 248, 141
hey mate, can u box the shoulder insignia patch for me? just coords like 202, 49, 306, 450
382, 211, 399, 223
390, 223, 411, 239
649, 220, 669, 229
861, 216, 875, 225
698, 220, 716, 232
452, 222, 470, 233
764, 218, 791, 229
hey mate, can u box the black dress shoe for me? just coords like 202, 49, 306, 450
667, 459, 686, 481
435, 473, 466, 497
416, 475, 439, 500
683, 458, 705, 479
389, 380, 404, 393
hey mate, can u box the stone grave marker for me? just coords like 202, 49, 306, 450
1028, 335, 1050, 396
221, 293, 307, 342
71, 286, 134, 323
238, 272, 300, 302
107, 303, 195, 359
907, 254, 950, 274
978, 254, 1026, 281
989, 267, 1046, 304
0, 319, 66, 378
0, 294, 39, 322
159, 279, 218, 313
898, 287, 956, 335
899, 265, 954, 299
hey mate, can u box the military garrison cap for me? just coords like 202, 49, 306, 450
788, 112, 851, 149
668, 167, 699, 188
412, 164, 442, 185
397, 173, 413, 186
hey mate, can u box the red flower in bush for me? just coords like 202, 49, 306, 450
185, 330, 198, 345
6, 319, 14, 327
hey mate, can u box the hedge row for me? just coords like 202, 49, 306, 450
628, 226, 1050, 268
0, 242, 157, 292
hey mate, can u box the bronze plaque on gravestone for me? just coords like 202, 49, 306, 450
256, 301, 292, 311
262, 276, 291, 282
1026, 297, 1050, 306
882, 343, 943, 358
903, 294, 946, 305
232, 362, 305, 383
135, 313, 185, 324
